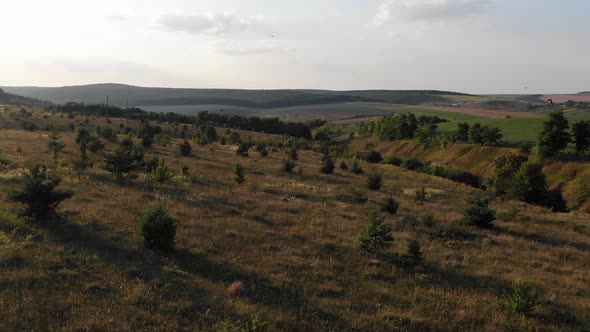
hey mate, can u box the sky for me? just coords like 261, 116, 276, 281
0, 0, 588, 94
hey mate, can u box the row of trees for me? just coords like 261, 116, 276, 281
373, 113, 447, 141
538, 110, 590, 156
56, 103, 315, 139
455, 122, 503, 146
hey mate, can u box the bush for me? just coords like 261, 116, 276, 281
359, 151, 383, 163
358, 210, 393, 254
340, 160, 349, 170
233, 163, 245, 184
9, 164, 73, 221
403, 158, 424, 171
180, 162, 190, 177
104, 139, 145, 181
236, 142, 250, 157
151, 157, 174, 184
384, 156, 402, 166
139, 205, 176, 251
406, 240, 423, 261
320, 155, 335, 174
282, 159, 296, 173
503, 281, 538, 316
462, 194, 496, 228
350, 161, 364, 174
367, 173, 383, 190
419, 214, 435, 228
380, 197, 399, 215
179, 140, 192, 156
287, 147, 298, 160
414, 187, 427, 205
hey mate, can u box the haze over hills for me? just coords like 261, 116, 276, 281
0, 88, 51, 107
1, 84, 470, 109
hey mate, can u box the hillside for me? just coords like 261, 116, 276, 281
1, 84, 473, 109
0, 105, 589, 330
0, 88, 51, 107
350, 138, 590, 212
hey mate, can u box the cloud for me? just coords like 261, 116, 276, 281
373, 0, 490, 25
155, 12, 262, 35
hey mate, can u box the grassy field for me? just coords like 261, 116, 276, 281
0, 107, 589, 330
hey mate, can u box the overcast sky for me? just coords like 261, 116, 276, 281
1, 0, 588, 93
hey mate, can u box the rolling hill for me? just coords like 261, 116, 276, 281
0, 88, 51, 107
1, 84, 471, 108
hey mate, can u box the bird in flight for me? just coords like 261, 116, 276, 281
268, 33, 276, 38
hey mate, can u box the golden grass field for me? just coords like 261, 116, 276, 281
0, 107, 589, 331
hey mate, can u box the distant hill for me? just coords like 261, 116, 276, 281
1, 84, 470, 108
0, 88, 51, 107
579, 91, 590, 95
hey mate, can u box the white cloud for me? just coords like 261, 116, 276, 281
373, 0, 490, 25
155, 12, 262, 35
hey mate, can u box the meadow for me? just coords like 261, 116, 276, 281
0, 106, 589, 330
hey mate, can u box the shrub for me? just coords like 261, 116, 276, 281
462, 194, 496, 228
380, 197, 399, 215
350, 161, 364, 174
179, 140, 192, 156
358, 210, 393, 254
233, 163, 245, 184
320, 155, 335, 174
104, 139, 145, 181
282, 159, 296, 173
403, 158, 424, 171
367, 173, 383, 191
287, 147, 298, 160
340, 160, 349, 170
361, 151, 383, 163
503, 280, 538, 316
139, 205, 176, 251
384, 156, 402, 166
9, 164, 73, 221
236, 142, 250, 157
406, 240, 423, 261
180, 162, 190, 177
415, 187, 427, 205
419, 214, 435, 228
151, 157, 174, 184
47, 130, 65, 160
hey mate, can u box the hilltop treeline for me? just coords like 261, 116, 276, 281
56, 102, 317, 139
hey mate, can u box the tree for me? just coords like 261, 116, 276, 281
9, 164, 73, 221
236, 142, 250, 157
380, 197, 399, 215
139, 205, 176, 251
75, 126, 91, 161
469, 123, 484, 145
320, 155, 335, 174
507, 161, 547, 205
358, 210, 393, 254
488, 154, 529, 197
340, 160, 349, 170
104, 139, 145, 181
151, 157, 174, 185
180, 162, 190, 177
406, 240, 423, 261
456, 122, 470, 142
282, 158, 296, 173
179, 140, 192, 156
350, 160, 363, 174
367, 173, 383, 190
233, 162, 245, 184
481, 126, 503, 146
415, 187, 427, 205
572, 120, 590, 154
287, 147, 298, 160
462, 194, 496, 228
47, 130, 65, 161
538, 110, 571, 156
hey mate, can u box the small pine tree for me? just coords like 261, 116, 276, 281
367, 173, 383, 191
47, 130, 65, 161
287, 147, 298, 160
415, 187, 427, 205
358, 210, 393, 254
462, 194, 496, 228
151, 157, 173, 184
233, 162, 245, 184
220, 136, 227, 145
139, 205, 176, 251
350, 161, 364, 174
236, 142, 250, 157
282, 158, 296, 173
180, 162, 190, 177
179, 140, 192, 156
406, 240, 423, 261
380, 197, 399, 215
340, 160, 349, 170
104, 139, 145, 181
320, 155, 335, 174
9, 164, 73, 221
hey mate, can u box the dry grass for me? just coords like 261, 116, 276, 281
0, 108, 589, 331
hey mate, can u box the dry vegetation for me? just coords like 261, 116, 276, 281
0, 106, 589, 331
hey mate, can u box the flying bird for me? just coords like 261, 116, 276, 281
268, 33, 276, 38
